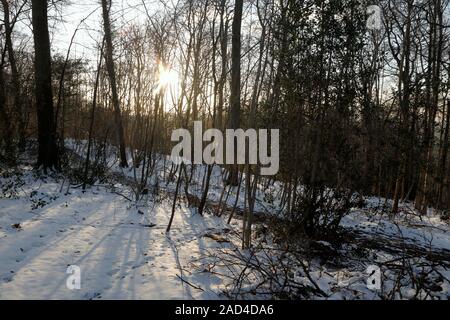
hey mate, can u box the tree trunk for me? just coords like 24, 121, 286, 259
31, 0, 59, 171
0, 65, 14, 163
83, 40, 105, 191
438, 100, 449, 208
1, 0, 25, 149
226, 0, 243, 186
217, 0, 228, 130
101, 0, 128, 167
198, 165, 213, 216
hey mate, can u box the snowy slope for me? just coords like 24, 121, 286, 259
0, 162, 449, 300
0, 166, 232, 299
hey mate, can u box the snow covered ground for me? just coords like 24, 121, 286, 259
0, 165, 236, 299
0, 157, 449, 299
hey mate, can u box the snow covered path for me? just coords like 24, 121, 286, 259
0, 173, 228, 300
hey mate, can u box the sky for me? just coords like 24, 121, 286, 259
32, 0, 160, 63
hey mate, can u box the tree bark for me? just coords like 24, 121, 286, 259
101, 0, 128, 167
226, 0, 243, 186
83, 40, 105, 191
31, 0, 59, 170
0, 65, 14, 163
1, 0, 25, 149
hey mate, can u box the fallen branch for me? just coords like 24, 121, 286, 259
176, 274, 205, 292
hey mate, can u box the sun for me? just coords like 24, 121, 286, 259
157, 64, 179, 91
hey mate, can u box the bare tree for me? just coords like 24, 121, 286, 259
1, 0, 26, 149
31, 0, 59, 170
226, 0, 243, 186
101, 0, 128, 167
